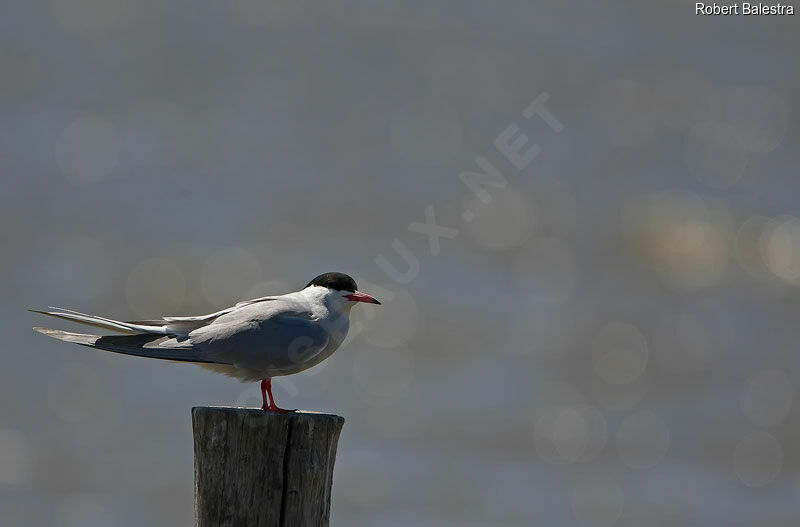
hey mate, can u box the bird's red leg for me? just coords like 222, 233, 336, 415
260, 379, 270, 411
260, 378, 294, 413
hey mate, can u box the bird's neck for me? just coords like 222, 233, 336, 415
300, 287, 350, 319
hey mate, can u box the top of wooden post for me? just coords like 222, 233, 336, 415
192, 406, 344, 422
192, 406, 345, 527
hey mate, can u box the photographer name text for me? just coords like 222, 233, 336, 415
696, 2, 794, 14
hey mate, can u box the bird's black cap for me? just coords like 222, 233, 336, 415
305, 272, 358, 292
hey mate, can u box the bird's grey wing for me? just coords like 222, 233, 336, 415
187, 300, 330, 374
32, 298, 284, 338
127, 297, 284, 335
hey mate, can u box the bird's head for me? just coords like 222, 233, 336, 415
303, 272, 381, 311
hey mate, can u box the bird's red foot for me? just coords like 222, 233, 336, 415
261, 403, 296, 413
260, 378, 294, 413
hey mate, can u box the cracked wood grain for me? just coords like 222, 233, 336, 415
193, 407, 344, 527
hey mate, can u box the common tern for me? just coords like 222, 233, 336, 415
32, 272, 380, 412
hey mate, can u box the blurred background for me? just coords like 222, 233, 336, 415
2, 1, 799, 525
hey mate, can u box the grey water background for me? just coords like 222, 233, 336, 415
2, 1, 799, 526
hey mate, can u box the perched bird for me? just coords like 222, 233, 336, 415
32, 272, 380, 412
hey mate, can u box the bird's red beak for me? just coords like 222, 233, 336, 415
345, 291, 381, 304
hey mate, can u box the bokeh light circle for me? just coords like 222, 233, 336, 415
616, 410, 670, 469
626, 191, 732, 288
762, 216, 800, 284
734, 431, 782, 487
591, 322, 648, 386
534, 403, 608, 464
725, 85, 788, 153
570, 476, 626, 527
734, 215, 772, 280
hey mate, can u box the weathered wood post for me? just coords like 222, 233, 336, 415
192, 407, 345, 527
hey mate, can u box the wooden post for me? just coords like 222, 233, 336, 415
192, 407, 345, 527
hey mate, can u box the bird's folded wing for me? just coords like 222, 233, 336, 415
189, 302, 329, 373
128, 297, 284, 334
